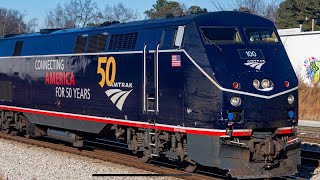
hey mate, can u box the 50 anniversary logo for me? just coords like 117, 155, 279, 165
97, 57, 133, 111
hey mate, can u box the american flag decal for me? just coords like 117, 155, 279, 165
171, 55, 181, 67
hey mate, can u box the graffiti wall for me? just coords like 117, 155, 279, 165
304, 57, 320, 86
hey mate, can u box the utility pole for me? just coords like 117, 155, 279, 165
312, 19, 315, 31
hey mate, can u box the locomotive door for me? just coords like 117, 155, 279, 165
7, 58, 28, 105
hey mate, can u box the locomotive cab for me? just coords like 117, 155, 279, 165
182, 11, 300, 178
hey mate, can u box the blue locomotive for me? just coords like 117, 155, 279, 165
0, 11, 300, 178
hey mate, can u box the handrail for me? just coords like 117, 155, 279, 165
155, 43, 160, 114
143, 44, 147, 113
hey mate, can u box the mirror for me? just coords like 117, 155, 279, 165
175, 26, 185, 48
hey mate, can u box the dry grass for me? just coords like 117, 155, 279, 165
299, 79, 320, 121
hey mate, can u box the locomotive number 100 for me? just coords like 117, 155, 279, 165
97, 57, 116, 87
245, 51, 257, 58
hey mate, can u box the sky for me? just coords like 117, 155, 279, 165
1, 0, 281, 28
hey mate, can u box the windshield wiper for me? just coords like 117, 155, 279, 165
204, 36, 223, 53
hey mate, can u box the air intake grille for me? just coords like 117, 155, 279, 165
108, 32, 138, 50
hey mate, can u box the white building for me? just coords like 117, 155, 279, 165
278, 28, 320, 82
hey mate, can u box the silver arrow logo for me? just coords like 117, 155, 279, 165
105, 89, 133, 111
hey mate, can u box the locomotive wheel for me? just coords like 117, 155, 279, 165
10, 131, 18, 136
137, 151, 151, 163
1, 129, 9, 134
183, 161, 198, 173
138, 155, 151, 163
0, 120, 9, 134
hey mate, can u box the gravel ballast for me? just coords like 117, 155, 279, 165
0, 137, 319, 179
311, 167, 320, 180
0, 138, 175, 180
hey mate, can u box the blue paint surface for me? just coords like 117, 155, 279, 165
0, 11, 297, 131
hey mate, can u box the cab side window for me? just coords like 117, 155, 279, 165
13, 41, 23, 56
73, 35, 88, 53
87, 33, 108, 53
161, 29, 177, 48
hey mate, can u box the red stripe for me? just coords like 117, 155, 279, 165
232, 131, 252, 137
172, 61, 181, 67
275, 127, 293, 135
0, 105, 253, 137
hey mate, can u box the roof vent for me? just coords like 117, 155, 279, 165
100, 21, 112, 26
238, 7, 251, 13
100, 21, 120, 27
166, 13, 174, 18
40, 28, 64, 34
4, 34, 19, 38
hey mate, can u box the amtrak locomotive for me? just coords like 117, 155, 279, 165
0, 11, 300, 178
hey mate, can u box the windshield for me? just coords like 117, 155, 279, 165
201, 27, 242, 44
244, 28, 280, 43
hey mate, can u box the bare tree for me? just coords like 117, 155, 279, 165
211, 0, 230, 11
66, 0, 100, 27
26, 18, 38, 33
264, 0, 279, 22
45, 3, 70, 28
46, 1, 139, 28
211, 0, 280, 22
234, 0, 266, 15
45, 0, 100, 28
99, 3, 139, 23
0, 7, 27, 36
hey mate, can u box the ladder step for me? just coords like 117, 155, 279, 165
148, 120, 156, 126
147, 110, 155, 112
147, 97, 155, 100
149, 143, 156, 146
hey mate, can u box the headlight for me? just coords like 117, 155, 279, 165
253, 79, 260, 89
261, 79, 270, 89
230, 97, 242, 107
288, 95, 294, 105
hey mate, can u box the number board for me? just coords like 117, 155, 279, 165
238, 49, 265, 59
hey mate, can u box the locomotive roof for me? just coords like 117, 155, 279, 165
2, 14, 196, 40
1, 11, 272, 40
0, 11, 274, 57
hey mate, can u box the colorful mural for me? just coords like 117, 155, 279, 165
304, 57, 320, 86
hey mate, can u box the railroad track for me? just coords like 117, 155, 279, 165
301, 149, 320, 167
0, 133, 221, 180
296, 125, 320, 180
298, 126, 320, 144
1, 126, 318, 180
297, 124, 320, 166
298, 125, 320, 168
